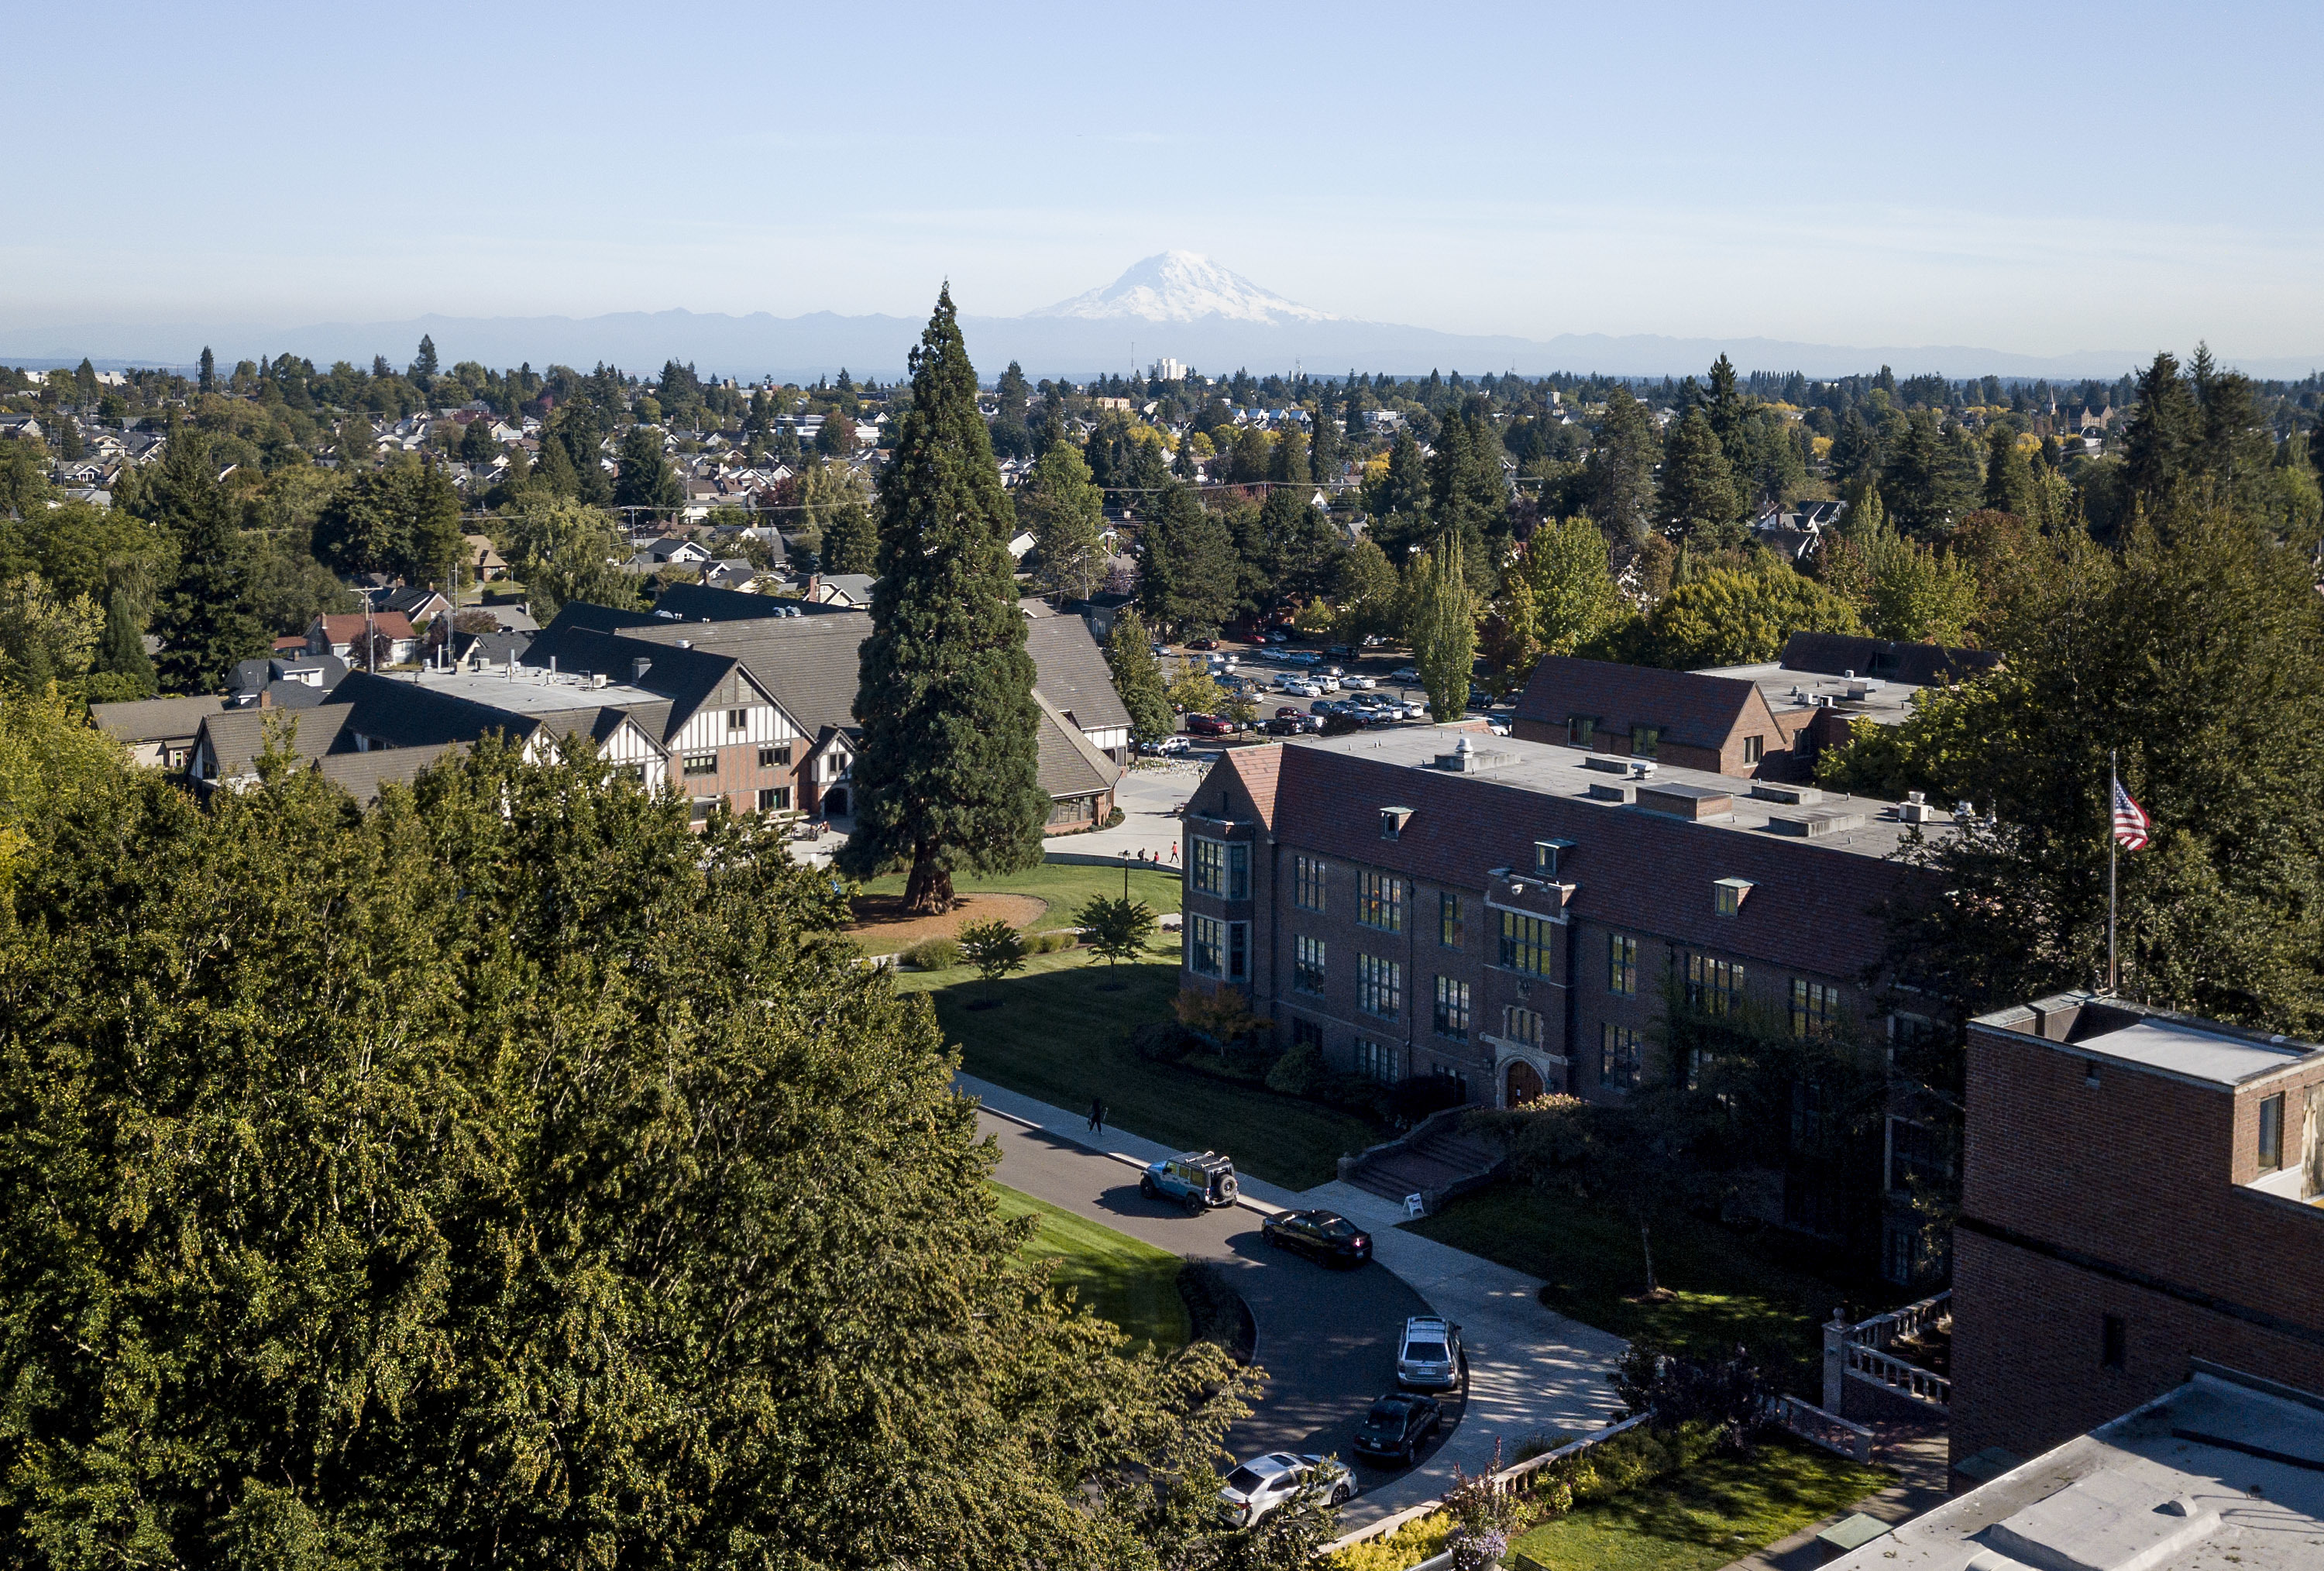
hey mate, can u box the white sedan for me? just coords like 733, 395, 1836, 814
1281, 680, 1322, 698
1219, 1452, 1354, 1528
1391, 666, 1420, 683
1341, 674, 1377, 689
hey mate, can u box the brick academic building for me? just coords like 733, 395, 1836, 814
1951, 994, 2324, 1477
1179, 726, 1948, 1273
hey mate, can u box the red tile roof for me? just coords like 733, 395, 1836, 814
1221, 745, 1283, 828
1267, 743, 1930, 980
1512, 655, 1769, 750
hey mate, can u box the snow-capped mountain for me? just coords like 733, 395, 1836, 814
1026, 250, 1338, 325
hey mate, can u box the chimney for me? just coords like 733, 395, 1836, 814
631, 656, 653, 683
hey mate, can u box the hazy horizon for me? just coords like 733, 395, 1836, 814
5, 1, 2320, 365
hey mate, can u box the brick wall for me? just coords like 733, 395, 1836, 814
1951, 1013, 2324, 1472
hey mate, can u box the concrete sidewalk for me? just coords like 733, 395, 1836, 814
958, 1072, 1629, 1519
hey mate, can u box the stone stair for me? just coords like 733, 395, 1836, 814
1345, 1119, 1505, 1206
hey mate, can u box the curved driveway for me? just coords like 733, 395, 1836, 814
983, 1112, 1463, 1519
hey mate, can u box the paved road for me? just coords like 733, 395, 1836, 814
983, 1111, 1465, 1520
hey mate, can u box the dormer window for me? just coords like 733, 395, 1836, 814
1714, 877, 1755, 917
1534, 838, 1576, 878
1634, 724, 1662, 759
1380, 806, 1415, 841
1567, 715, 1596, 746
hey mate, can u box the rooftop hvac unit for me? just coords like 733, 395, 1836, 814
1898, 799, 1934, 823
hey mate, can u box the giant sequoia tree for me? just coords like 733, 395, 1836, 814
0, 724, 1259, 1566
839, 289, 1048, 913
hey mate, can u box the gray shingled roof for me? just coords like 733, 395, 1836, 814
91, 694, 230, 744
1021, 606, 1133, 733
1032, 690, 1118, 799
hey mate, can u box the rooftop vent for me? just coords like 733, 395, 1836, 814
1586, 781, 1636, 803
1380, 806, 1415, 841
1749, 782, 1824, 806
1637, 783, 1733, 821
1766, 809, 1867, 838
631, 657, 653, 682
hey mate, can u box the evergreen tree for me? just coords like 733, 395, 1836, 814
533, 431, 580, 498
146, 432, 264, 693
612, 425, 682, 519
1426, 399, 1508, 574
1585, 387, 1659, 542
2122, 350, 2199, 515
403, 458, 465, 583
1656, 407, 1745, 546
1881, 410, 1970, 538
1133, 482, 1237, 636
1017, 440, 1108, 602
0, 737, 1259, 1566
197, 345, 215, 394
1105, 608, 1174, 745
90, 588, 156, 698
837, 288, 1047, 915
1410, 535, 1478, 722
819, 498, 877, 574
459, 414, 498, 464
410, 332, 438, 383
1983, 423, 2033, 515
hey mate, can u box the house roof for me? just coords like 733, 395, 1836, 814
1020, 605, 1133, 733
1512, 655, 1768, 750
316, 611, 417, 643
1032, 689, 1119, 799
1253, 730, 1937, 979
1217, 745, 1283, 829
90, 694, 229, 745
1779, 632, 2002, 686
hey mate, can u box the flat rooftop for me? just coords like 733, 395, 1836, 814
390, 667, 665, 717
1827, 1371, 2324, 1571
1695, 659, 1927, 725
1290, 726, 1940, 861
1977, 993, 2324, 1090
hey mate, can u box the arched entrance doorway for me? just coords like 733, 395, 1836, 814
823, 787, 848, 818
1505, 1059, 1545, 1107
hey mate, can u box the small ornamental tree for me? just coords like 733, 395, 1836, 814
1105, 610, 1174, 747
1074, 893, 1157, 967
957, 917, 1029, 1003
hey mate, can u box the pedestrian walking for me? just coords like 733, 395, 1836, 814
1088, 1096, 1105, 1134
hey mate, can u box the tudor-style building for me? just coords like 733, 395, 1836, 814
1181, 727, 1947, 1267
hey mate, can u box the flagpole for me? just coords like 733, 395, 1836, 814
2107, 748, 2118, 996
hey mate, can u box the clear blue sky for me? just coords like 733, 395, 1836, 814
4, 0, 2318, 356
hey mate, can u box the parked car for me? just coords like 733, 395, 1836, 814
1325, 643, 1355, 658
1142, 1150, 1240, 1212
1139, 735, 1190, 756
1274, 706, 1304, 719
1218, 1452, 1353, 1527
1391, 665, 1420, 683
1261, 1208, 1373, 1267
1184, 713, 1239, 737
1287, 651, 1323, 666
1341, 674, 1377, 689
1186, 638, 1219, 650
1395, 1316, 1463, 1390
1281, 680, 1322, 698
1266, 631, 1292, 645
1362, 634, 1387, 648
1352, 1393, 1443, 1466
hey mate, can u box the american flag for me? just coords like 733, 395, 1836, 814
2112, 779, 2150, 851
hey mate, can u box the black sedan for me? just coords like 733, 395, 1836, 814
1352, 1392, 1442, 1466
1260, 1208, 1373, 1267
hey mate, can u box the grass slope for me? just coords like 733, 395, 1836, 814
992, 1181, 1190, 1352
889, 861, 1378, 1191
1508, 1434, 1890, 1571
1408, 1184, 1896, 1393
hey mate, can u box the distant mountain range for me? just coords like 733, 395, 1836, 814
6, 252, 2318, 383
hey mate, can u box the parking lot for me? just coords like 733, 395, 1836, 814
1155, 633, 1508, 748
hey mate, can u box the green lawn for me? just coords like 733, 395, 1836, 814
991, 1181, 1189, 1352
1508, 1434, 1891, 1571
1408, 1183, 1896, 1394
889, 860, 1381, 1191
860, 860, 1185, 942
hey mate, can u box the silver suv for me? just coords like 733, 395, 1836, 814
1218, 1452, 1353, 1527
1396, 1315, 1463, 1390
1141, 1150, 1239, 1213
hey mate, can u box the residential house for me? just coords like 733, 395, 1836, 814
89, 693, 230, 770
804, 572, 876, 608
364, 586, 452, 624
463, 534, 511, 581
308, 611, 418, 666
528, 581, 1129, 829
228, 652, 348, 709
